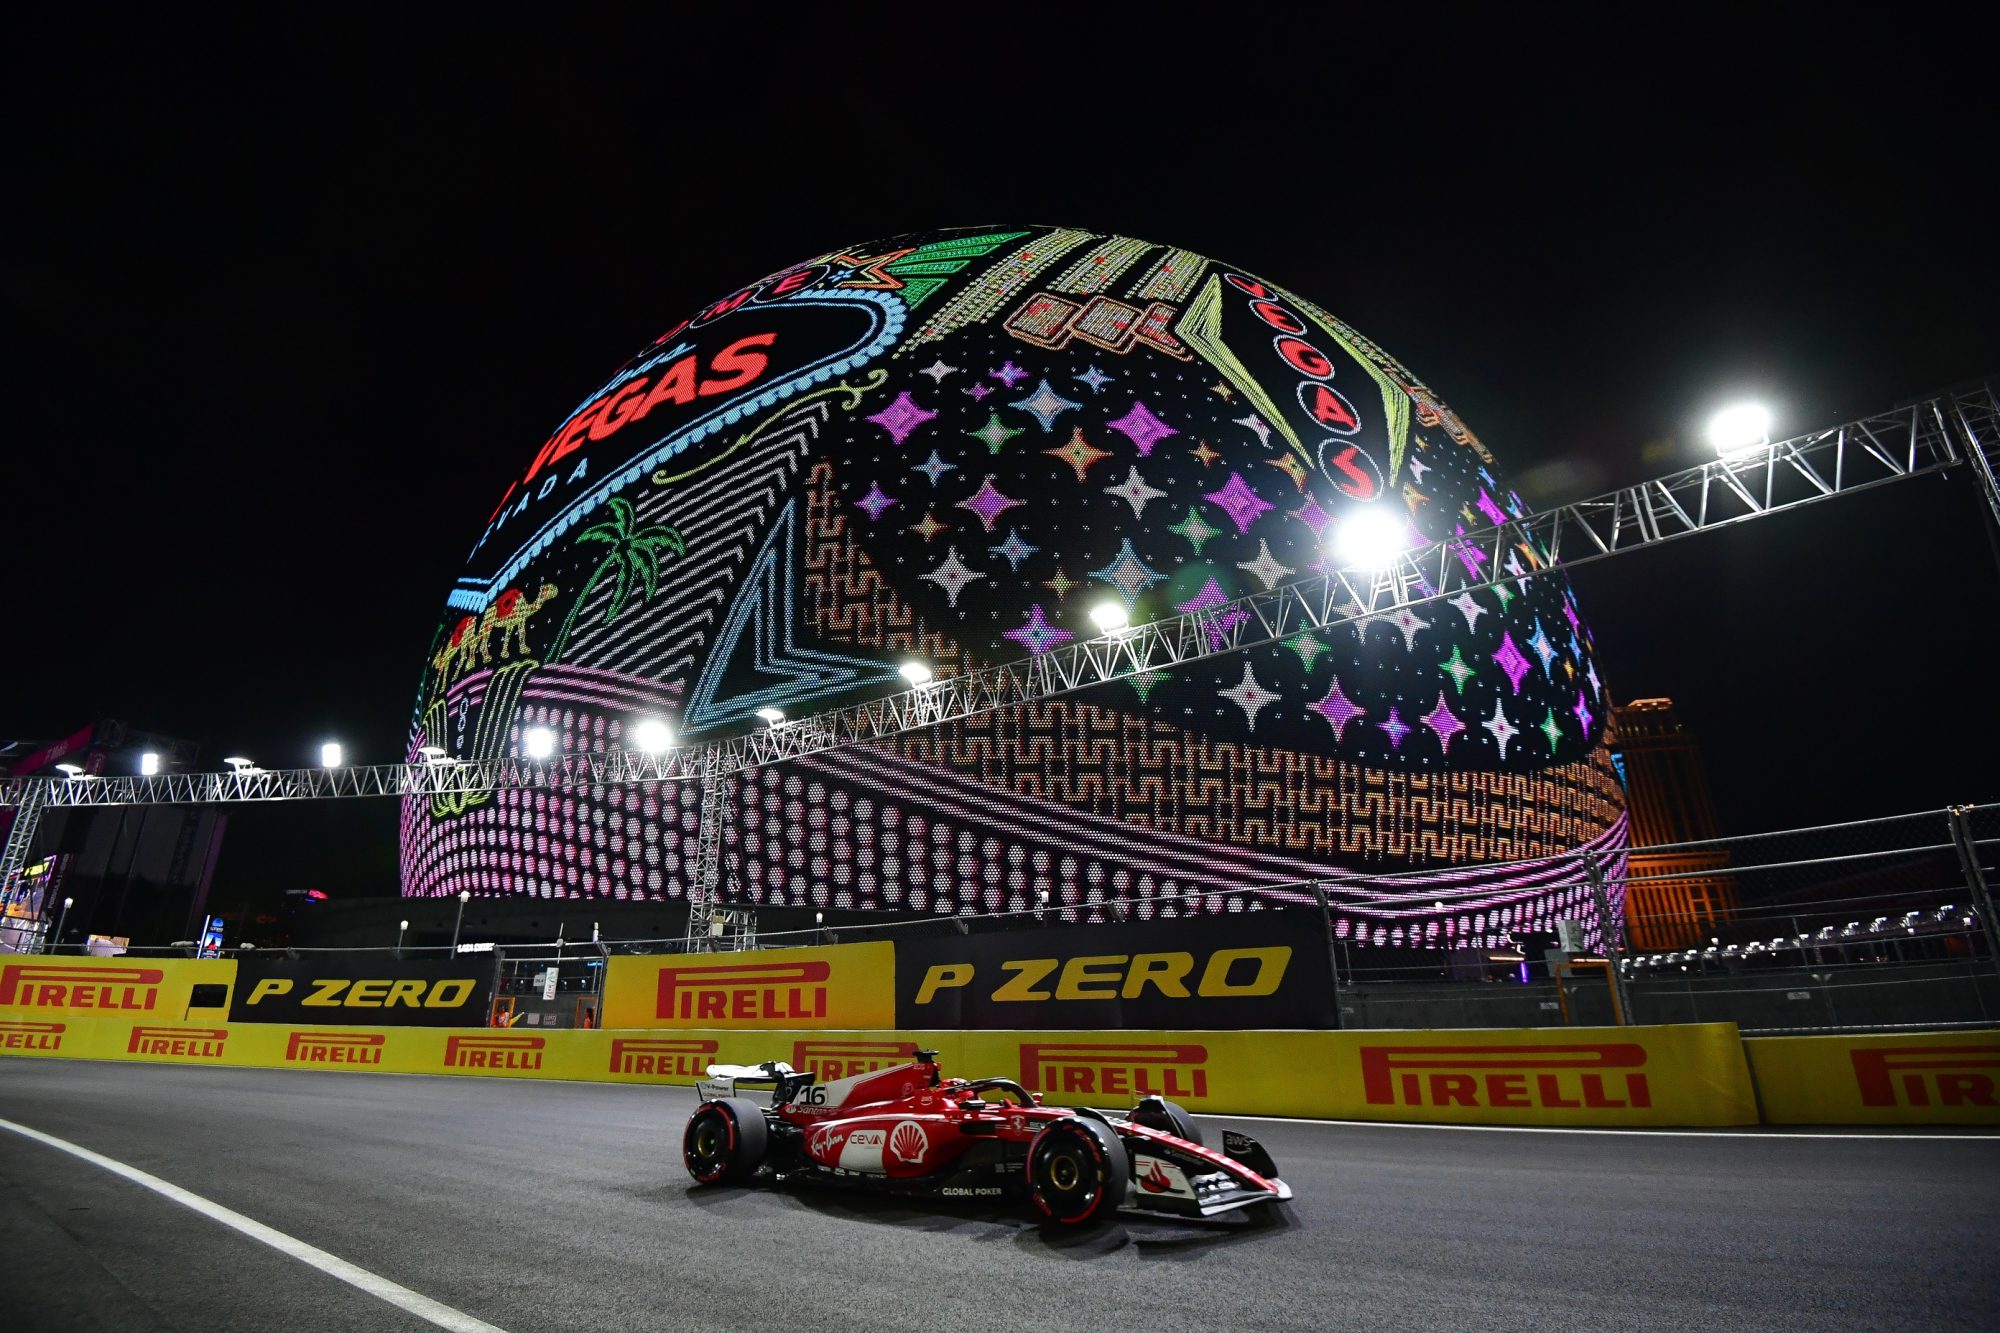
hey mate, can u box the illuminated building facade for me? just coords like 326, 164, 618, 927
401, 228, 1628, 948
1609, 697, 1735, 948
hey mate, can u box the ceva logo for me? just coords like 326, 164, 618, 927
1851, 1045, 1999, 1108
444, 1034, 545, 1071
0, 964, 163, 1011
608, 1037, 719, 1078
126, 1026, 228, 1059
791, 1041, 918, 1081
1020, 1043, 1209, 1100
656, 960, 830, 1022
1360, 1044, 1651, 1110
284, 1031, 387, 1066
0, 1019, 64, 1052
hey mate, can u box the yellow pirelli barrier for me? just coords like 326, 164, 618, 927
1745, 1030, 2000, 1126
0, 955, 235, 1021
2, 1014, 1759, 1126
601, 944, 895, 1030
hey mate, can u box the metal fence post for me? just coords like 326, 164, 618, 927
1585, 853, 1637, 1025
1311, 882, 1345, 1030
1946, 805, 2000, 975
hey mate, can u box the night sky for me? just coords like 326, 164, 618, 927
7, 13, 1996, 920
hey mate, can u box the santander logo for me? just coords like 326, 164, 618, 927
1140, 1160, 1174, 1193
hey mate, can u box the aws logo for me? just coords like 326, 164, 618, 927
656, 960, 830, 1022
0, 964, 162, 1011
242, 977, 479, 1010
0, 1019, 64, 1051
444, 1034, 545, 1071
1020, 1043, 1210, 1101
609, 1037, 719, 1078
127, 1026, 227, 1059
284, 1031, 387, 1065
912, 948, 1290, 1008
1851, 1045, 1999, 1108
1360, 1044, 1652, 1110
791, 1041, 919, 1081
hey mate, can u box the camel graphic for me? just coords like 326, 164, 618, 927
432, 582, 559, 680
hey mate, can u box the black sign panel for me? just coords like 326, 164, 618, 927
894, 912, 1334, 1031
230, 957, 494, 1026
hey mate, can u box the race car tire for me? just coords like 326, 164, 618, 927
1028, 1116, 1128, 1226
1130, 1097, 1203, 1146
683, 1098, 769, 1185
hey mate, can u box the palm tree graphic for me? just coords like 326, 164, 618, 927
548, 497, 685, 662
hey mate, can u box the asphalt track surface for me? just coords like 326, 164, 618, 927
2, 1060, 1996, 1332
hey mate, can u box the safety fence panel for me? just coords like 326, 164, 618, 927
0, 955, 235, 1021
1744, 1030, 2000, 1125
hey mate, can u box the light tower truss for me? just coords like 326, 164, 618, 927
2, 380, 1993, 898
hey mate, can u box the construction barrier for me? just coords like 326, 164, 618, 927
1743, 1030, 2000, 1125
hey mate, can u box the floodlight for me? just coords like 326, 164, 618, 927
631, 718, 674, 753
1332, 505, 1409, 569
1708, 402, 1773, 458
755, 707, 786, 726
56, 763, 85, 779
522, 727, 556, 759
140, 752, 160, 777
223, 756, 254, 773
320, 742, 343, 769
1088, 602, 1130, 634
418, 745, 448, 763
898, 661, 935, 688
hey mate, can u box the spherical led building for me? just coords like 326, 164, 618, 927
401, 227, 1627, 948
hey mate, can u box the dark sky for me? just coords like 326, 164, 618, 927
6, 13, 1996, 914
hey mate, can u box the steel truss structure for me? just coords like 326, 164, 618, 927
4, 380, 1995, 927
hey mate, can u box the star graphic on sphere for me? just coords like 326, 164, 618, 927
1423, 694, 1467, 750
1574, 693, 1595, 737
1266, 453, 1310, 492
1449, 590, 1487, 631
1287, 632, 1327, 670
1493, 632, 1533, 692
1073, 364, 1115, 394
866, 391, 936, 447
989, 528, 1040, 570
958, 475, 1026, 531
1204, 471, 1275, 535
921, 547, 982, 608
1234, 413, 1271, 447
1528, 621, 1558, 671
1440, 644, 1477, 694
1289, 493, 1333, 542
1010, 379, 1082, 433
1003, 603, 1073, 656
1485, 700, 1520, 755
1044, 426, 1112, 482
966, 383, 993, 401
1089, 538, 1165, 609
908, 511, 948, 542
1476, 490, 1510, 526
918, 358, 960, 384
1236, 540, 1294, 591
967, 411, 1023, 454
1105, 399, 1180, 456
989, 360, 1028, 388
1491, 580, 1515, 610
912, 450, 957, 486
1190, 440, 1221, 467
1563, 596, 1583, 637
1503, 550, 1525, 578
1176, 577, 1248, 649
1044, 566, 1075, 600
1538, 708, 1565, 752
1381, 706, 1412, 750
1104, 466, 1168, 519
854, 482, 898, 522
1169, 506, 1221, 555
1220, 663, 1280, 730
1409, 457, 1431, 482
1585, 660, 1602, 698
1210, 381, 1236, 402
1379, 606, 1428, 651
1129, 669, 1169, 704
1310, 676, 1367, 738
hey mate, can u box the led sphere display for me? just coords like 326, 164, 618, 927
402, 227, 1628, 948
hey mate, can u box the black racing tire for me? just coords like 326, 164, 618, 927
1129, 1097, 1203, 1146
683, 1097, 770, 1185
1028, 1115, 1128, 1226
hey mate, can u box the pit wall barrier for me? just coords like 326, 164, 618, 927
1743, 1031, 2000, 1126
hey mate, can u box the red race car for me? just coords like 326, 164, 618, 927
681, 1049, 1291, 1225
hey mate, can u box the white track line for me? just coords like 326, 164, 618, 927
0, 1116, 507, 1332
1202, 1112, 2000, 1141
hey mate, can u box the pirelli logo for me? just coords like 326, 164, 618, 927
127, 1025, 228, 1059
0, 1019, 64, 1052
0, 963, 163, 1011
285, 1031, 387, 1066
656, 960, 830, 1022
609, 1037, 719, 1078
792, 1040, 918, 1081
1851, 1045, 1999, 1108
444, 1034, 545, 1071
1360, 1044, 1651, 1110
1020, 1043, 1209, 1100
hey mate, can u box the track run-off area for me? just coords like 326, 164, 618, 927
2, 1059, 1995, 1332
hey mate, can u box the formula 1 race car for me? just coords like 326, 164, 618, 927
681, 1049, 1291, 1225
